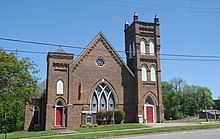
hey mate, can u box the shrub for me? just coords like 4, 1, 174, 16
96, 109, 125, 125
106, 111, 113, 124
96, 111, 104, 125
114, 110, 125, 124
93, 124, 98, 127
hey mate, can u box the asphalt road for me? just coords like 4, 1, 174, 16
117, 129, 220, 139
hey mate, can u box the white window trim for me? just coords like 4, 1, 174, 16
54, 99, 65, 127
149, 42, 155, 56
150, 67, 156, 81
142, 65, 147, 81
86, 115, 93, 124
90, 82, 115, 112
57, 80, 64, 95
140, 41, 146, 55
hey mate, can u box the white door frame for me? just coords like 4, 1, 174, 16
54, 100, 65, 127
144, 104, 156, 123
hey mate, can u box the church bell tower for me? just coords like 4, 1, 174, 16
124, 13, 164, 123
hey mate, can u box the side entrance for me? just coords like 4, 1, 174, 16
144, 104, 155, 123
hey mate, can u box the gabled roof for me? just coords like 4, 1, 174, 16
73, 32, 134, 77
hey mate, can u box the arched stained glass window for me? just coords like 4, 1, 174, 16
91, 95, 98, 111
91, 82, 115, 111
146, 96, 154, 105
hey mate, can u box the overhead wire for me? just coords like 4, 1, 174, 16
1, 37, 220, 60
3, 48, 220, 62
73, 0, 220, 14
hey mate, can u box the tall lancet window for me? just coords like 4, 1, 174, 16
140, 41, 146, 55
57, 80, 64, 94
90, 82, 115, 111
151, 66, 156, 81
149, 42, 155, 56
142, 65, 148, 81
129, 44, 132, 58
132, 42, 136, 56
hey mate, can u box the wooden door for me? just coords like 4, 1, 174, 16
56, 107, 63, 126
146, 107, 153, 123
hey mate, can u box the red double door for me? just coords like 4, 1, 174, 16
146, 106, 153, 123
56, 107, 63, 126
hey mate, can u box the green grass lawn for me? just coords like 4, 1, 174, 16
40, 124, 220, 139
0, 130, 58, 139
1, 123, 220, 139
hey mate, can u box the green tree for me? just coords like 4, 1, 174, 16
162, 79, 215, 120
162, 81, 184, 120
0, 50, 39, 132
163, 89, 184, 120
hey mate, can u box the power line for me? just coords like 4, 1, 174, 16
3, 49, 220, 62
109, 0, 220, 10
73, 0, 220, 14
1, 37, 220, 59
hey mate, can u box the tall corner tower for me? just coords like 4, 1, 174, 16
124, 13, 164, 123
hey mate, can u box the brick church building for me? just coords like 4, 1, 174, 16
24, 14, 164, 131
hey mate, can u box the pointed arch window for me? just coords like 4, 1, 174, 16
149, 42, 155, 56
142, 65, 148, 81
129, 44, 132, 58
57, 80, 64, 94
150, 66, 156, 81
90, 82, 115, 111
132, 42, 136, 56
146, 96, 155, 105
33, 106, 40, 125
140, 41, 146, 55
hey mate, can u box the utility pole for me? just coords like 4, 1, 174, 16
203, 90, 209, 122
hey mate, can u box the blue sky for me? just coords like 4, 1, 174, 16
1, 0, 220, 99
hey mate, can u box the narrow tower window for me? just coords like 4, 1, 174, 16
132, 42, 136, 56
57, 80, 64, 94
129, 44, 132, 58
140, 41, 146, 55
142, 65, 147, 81
150, 66, 156, 81
149, 42, 155, 56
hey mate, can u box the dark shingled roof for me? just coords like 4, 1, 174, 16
36, 80, 46, 99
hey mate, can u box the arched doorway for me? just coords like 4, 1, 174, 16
33, 106, 40, 125
55, 99, 65, 126
144, 95, 156, 123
